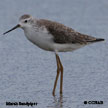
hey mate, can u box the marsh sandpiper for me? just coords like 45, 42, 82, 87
3, 14, 104, 96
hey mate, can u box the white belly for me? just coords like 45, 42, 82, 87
53, 43, 84, 52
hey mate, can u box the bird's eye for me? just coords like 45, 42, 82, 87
24, 20, 28, 23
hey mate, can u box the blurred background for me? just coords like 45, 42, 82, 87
0, 0, 108, 108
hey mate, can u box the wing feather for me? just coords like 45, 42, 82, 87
37, 19, 102, 44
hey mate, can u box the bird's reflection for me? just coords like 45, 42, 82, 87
53, 94, 63, 108
47, 94, 64, 108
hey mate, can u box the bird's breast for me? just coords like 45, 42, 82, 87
24, 29, 54, 51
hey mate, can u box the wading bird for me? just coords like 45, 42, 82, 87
3, 14, 104, 96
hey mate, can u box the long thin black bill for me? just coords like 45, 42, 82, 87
3, 24, 20, 35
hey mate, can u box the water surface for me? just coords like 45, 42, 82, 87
0, 0, 108, 108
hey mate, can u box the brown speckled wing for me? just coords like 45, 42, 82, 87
37, 19, 103, 44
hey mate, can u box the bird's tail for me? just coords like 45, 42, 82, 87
87, 38, 105, 43
95, 38, 105, 42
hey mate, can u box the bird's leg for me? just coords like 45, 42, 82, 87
52, 54, 61, 96
56, 54, 63, 94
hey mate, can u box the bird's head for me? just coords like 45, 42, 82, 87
3, 14, 35, 35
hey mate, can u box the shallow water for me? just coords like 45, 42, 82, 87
0, 0, 108, 108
